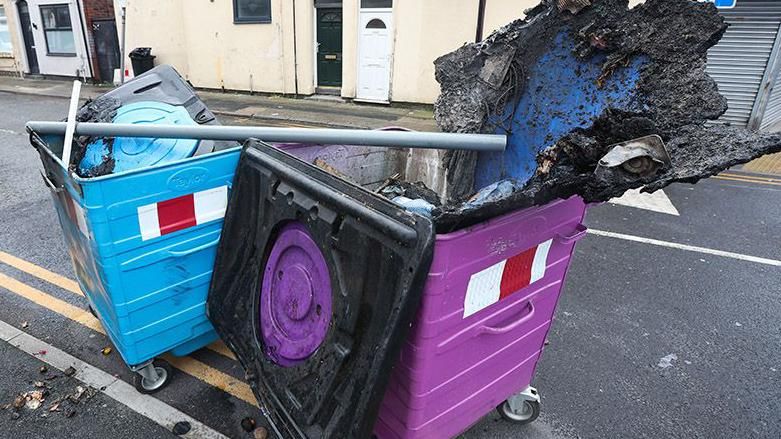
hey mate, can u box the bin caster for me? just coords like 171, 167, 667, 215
132, 359, 172, 394
497, 386, 540, 425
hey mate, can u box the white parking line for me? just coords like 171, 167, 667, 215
0, 320, 227, 439
588, 229, 781, 267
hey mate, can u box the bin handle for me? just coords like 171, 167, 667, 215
555, 223, 587, 244
477, 301, 535, 336
166, 237, 220, 257
40, 171, 63, 194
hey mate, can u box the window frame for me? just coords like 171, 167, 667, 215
0, 5, 13, 56
232, 0, 272, 24
39, 3, 77, 57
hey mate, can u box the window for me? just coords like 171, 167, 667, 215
233, 0, 271, 24
366, 19, 386, 29
40, 4, 76, 55
0, 6, 12, 54
361, 0, 392, 8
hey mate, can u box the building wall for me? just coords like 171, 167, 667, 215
115, 0, 549, 104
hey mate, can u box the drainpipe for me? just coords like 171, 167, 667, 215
292, 0, 299, 96
119, 5, 126, 83
75, 0, 94, 80
475, 0, 487, 42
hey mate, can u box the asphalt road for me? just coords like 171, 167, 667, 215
1, 91, 779, 438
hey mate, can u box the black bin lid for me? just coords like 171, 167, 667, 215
208, 140, 435, 438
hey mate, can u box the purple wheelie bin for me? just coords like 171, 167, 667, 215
208, 138, 588, 438
375, 196, 587, 438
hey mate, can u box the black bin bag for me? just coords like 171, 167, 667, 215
207, 140, 435, 438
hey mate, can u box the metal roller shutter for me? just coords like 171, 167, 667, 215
761, 72, 781, 129
706, 0, 781, 127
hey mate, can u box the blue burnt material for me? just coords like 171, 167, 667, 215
474, 31, 648, 190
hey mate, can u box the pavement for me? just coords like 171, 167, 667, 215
1, 86, 780, 438
0, 74, 437, 132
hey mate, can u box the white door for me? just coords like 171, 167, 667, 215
357, 11, 393, 102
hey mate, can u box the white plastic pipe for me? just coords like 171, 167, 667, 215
61, 80, 82, 167
27, 121, 507, 153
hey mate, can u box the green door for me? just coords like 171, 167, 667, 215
317, 8, 343, 87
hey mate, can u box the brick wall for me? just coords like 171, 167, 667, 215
82, 0, 116, 82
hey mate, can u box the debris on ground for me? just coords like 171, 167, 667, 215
254, 426, 269, 439
21, 321, 28, 328
172, 420, 192, 435
432, 0, 781, 228
39, 365, 48, 374
101, 347, 112, 356
63, 366, 76, 377
241, 416, 257, 432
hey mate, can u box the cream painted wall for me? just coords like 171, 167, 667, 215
390, 0, 479, 104
115, 0, 188, 79
483, 0, 537, 36
117, 0, 316, 94
341, 0, 359, 98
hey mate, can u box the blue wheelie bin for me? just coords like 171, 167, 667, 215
30, 66, 242, 393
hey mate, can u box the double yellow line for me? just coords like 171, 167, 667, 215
713, 172, 781, 187
0, 251, 257, 406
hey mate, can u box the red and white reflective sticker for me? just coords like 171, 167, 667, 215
137, 186, 228, 241
463, 240, 552, 318
62, 192, 89, 237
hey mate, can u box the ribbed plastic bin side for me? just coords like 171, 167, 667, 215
375, 196, 588, 439
35, 134, 241, 367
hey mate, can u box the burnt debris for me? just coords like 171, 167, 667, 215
432, 0, 781, 229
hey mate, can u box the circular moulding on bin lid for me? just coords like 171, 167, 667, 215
80, 101, 199, 175
260, 222, 332, 367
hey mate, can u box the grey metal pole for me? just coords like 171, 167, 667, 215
26, 121, 507, 152
120, 6, 127, 84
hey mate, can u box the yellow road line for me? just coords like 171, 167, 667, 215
719, 173, 781, 184
0, 251, 82, 295
0, 272, 257, 406
713, 175, 781, 187
0, 252, 237, 361
0, 273, 103, 333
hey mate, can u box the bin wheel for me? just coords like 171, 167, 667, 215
497, 399, 540, 425
133, 359, 172, 394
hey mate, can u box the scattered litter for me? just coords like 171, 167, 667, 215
23, 390, 47, 410
34, 350, 47, 356
684, 360, 692, 365
64, 408, 76, 418
33, 381, 45, 388
771, 368, 777, 373
101, 347, 112, 356
12, 395, 25, 410
735, 322, 743, 327
254, 427, 269, 439
241, 416, 257, 432
63, 366, 76, 377
172, 421, 192, 435
21, 321, 28, 328
658, 353, 678, 369
48, 402, 61, 412
39, 366, 48, 374
392, 196, 436, 217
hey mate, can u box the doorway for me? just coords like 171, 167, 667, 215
91, 19, 120, 83
316, 8, 342, 89
17, 0, 39, 74
356, 11, 393, 102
